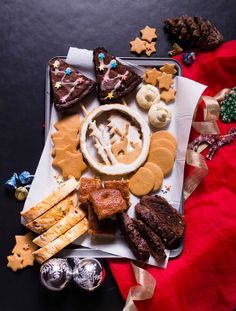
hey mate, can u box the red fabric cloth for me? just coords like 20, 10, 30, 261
109, 40, 236, 311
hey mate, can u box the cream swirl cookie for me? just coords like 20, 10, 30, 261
136, 84, 160, 110
148, 103, 172, 128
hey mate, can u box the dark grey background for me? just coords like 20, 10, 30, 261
0, 1, 235, 310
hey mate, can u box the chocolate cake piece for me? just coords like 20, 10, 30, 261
141, 195, 185, 244
88, 205, 116, 237
134, 219, 166, 265
119, 213, 150, 262
104, 179, 130, 206
49, 58, 96, 111
79, 177, 102, 205
89, 189, 127, 220
93, 47, 142, 104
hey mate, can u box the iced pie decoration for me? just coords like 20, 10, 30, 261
93, 48, 142, 104
49, 58, 96, 111
80, 104, 150, 175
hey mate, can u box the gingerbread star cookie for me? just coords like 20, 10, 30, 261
145, 42, 156, 56
157, 72, 173, 90
160, 63, 177, 75
58, 151, 87, 179
130, 37, 147, 54
54, 113, 81, 131
52, 146, 76, 168
7, 254, 24, 272
160, 88, 176, 103
7, 232, 37, 272
143, 68, 162, 86
140, 26, 157, 43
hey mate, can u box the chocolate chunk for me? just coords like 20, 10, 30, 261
134, 219, 166, 265
93, 47, 142, 104
119, 212, 150, 262
49, 58, 96, 111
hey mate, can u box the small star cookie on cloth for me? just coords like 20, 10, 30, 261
130, 37, 147, 54
145, 42, 156, 56
140, 26, 157, 43
7, 232, 37, 272
7, 254, 23, 272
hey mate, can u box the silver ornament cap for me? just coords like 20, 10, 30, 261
73, 258, 105, 291
40, 258, 72, 291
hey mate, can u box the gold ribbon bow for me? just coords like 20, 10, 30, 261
123, 262, 156, 311
183, 88, 231, 200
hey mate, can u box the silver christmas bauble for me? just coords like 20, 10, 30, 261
73, 258, 105, 291
40, 258, 72, 291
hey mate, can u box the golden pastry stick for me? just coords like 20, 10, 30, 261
26, 193, 77, 234
33, 218, 89, 264
33, 205, 86, 247
21, 177, 79, 223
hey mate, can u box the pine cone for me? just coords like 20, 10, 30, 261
164, 15, 223, 51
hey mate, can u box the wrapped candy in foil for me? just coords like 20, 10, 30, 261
40, 258, 72, 291
73, 258, 105, 291
182, 52, 196, 65
4, 173, 18, 190
19, 171, 34, 185
15, 186, 28, 201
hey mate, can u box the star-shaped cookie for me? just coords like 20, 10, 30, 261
143, 68, 162, 86
51, 128, 78, 140
51, 133, 78, 152
160, 88, 176, 103
7, 253, 23, 272
145, 42, 156, 56
160, 63, 177, 75
12, 233, 37, 254
157, 72, 173, 90
20, 250, 35, 267
59, 151, 87, 179
130, 37, 146, 54
52, 145, 77, 168
140, 26, 157, 43
54, 114, 81, 131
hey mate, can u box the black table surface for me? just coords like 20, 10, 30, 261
1, 1, 235, 310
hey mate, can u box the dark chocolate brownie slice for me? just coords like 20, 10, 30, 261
49, 58, 96, 111
135, 203, 177, 248
119, 212, 150, 262
93, 47, 142, 104
141, 195, 185, 242
134, 219, 166, 265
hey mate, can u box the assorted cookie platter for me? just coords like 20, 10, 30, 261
21, 48, 185, 268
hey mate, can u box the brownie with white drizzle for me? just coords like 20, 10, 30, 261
49, 58, 96, 111
93, 47, 142, 104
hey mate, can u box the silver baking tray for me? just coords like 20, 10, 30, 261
45, 56, 184, 260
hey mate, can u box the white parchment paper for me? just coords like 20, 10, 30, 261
22, 47, 206, 267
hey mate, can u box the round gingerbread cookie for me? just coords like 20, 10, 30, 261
129, 167, 155, 196
151, 130, 177, 148
150, 138, 176, 157
147, 147, 174, 176
144, 162, 163, 191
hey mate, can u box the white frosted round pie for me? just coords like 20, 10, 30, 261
80, 104, 150, 175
